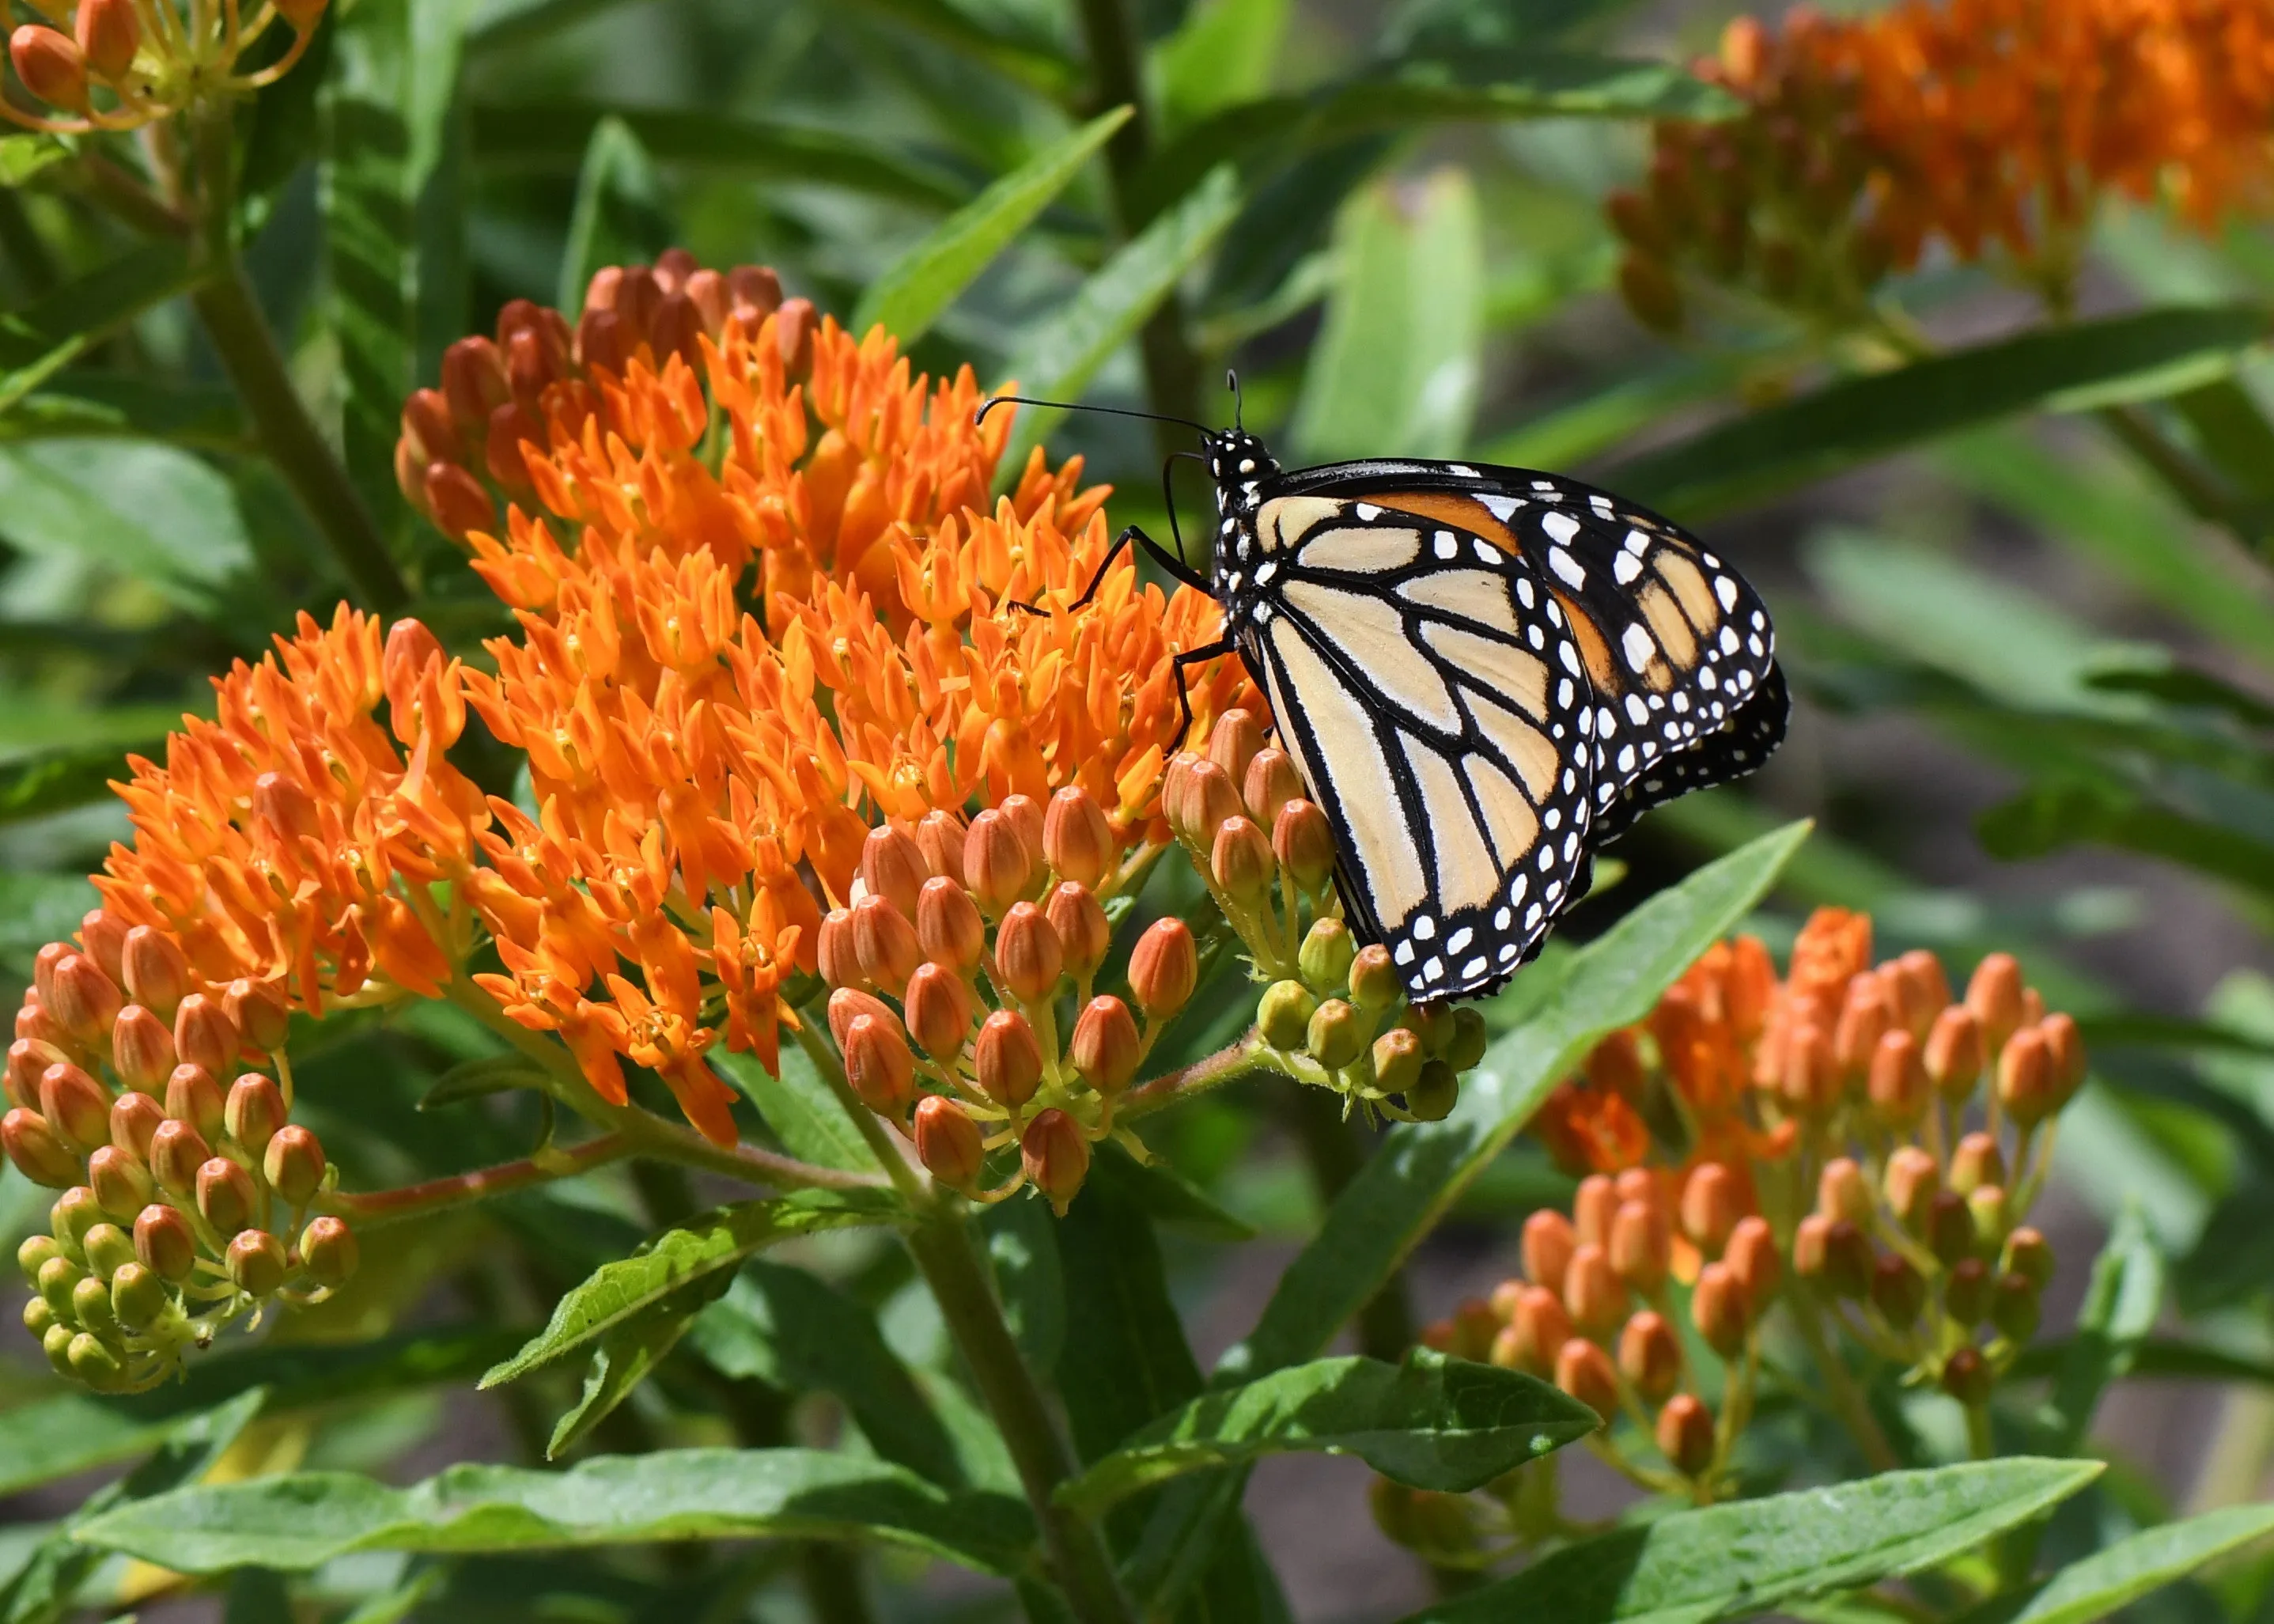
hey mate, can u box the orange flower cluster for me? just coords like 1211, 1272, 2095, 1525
1611, 1, 2274, 330
6, 0, 324, 134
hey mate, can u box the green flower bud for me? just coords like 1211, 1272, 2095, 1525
1348, 944, 1402, 1015
66, 1330, 127, 1391
43, 1321, 75, 1377
2001, 1226, 2053, 1290
1298, 918, 1356, 993
1307, 999, 1367, 1071
1926, 1191, 1976, 1266
110, 1260, 168, 1331
81, 1221, 134, 1281
1258, 980, 1316, 1051
1405, 1058, 1459, 1122
71, 1273, 120, 1339
1442, 1007, 1488, 1073
22, 1294, 55, 1338
50, 1186, 103, 1258
1372, 1027, 1425, 1096
37, 1253, 83, 1317
1990, 1270, 2041, 1342
1943, 1257, 1992, 1325
17, 1232, 62, 1284
1966, 1184, 2009, 1251
226, 1228, 288, 1298
1939, 1345, 1992, 1406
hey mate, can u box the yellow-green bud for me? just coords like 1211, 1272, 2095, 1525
2001, 1226, 2053, 1290
1299, 918, 1356, 993
1990, 1270, 2040, 1342
1966, 1184, 2009, 1250
81, 1221, 134, 1281
1348, 944, 1401, 1015
17, 1232, 62, 1283
1442, 1007, 1487, 1073
1258, 981, 1316, 1051
72, 1271, 121, 1338
37, 1254, 83, 1317
298, 1215, 359, 1289
1307, 999, 1366, 1070
23, 1294, 55, 1338
87, 1145, 153, 1221
1372, 1027, 1425, 1095
110, 1260, 167, 1331
226, 1229, 288, 1297
1406, 1058, 1459, 1122
43, 1321, 75, 1376
66, 1330, 126, 1391
51, 1186, 103, 1257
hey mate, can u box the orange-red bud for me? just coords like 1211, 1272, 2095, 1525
1046, 883, 1111, 980
1816, 1156, 1871, 1226
1554, 1336, 1619, 1421
1950, 1130, 2005, 1195
2, 1107, 78, 1187
825, 987, 901, 1054
1657, 1392, 1716, 1477
1175, 759, 1241, 846
1271, 801, 1337, 891
1868, 1028, 1928, 1127
1521, 1208, 1576, 1296
1609, 1198, 1670, 1294
299, 1213, 358, 1288
860, 824, 928, 922
108, 1005, 174, 1093
993, 901, 1065, 1004
1680, 1162, 1743, 1253
1723, 1214, 1778, 1307
843, 1014, 915, 1116
149, 1118, 210, 1194
1211, 815, 1274, 903
1348, 944, 1401, 1014
121, 926, 189, 1019
1128, 918, 1197, 1019
1208, 708, 1264, 786
1833, 976, 1893, 1076
1780, 1021, 1838, 1115
1691, 1259, 1749, 1357
1021, 1108, 1089, 1215
1562, 1241, 1625, 1336
2038, 1012, 2085, 1102
816, 908, 864, 990
1618, 1308, 1682, 1402
974, 1009, 1043, 1109
1885, 1145, 1939, 1232
1508, 1284, 1572, 1375
849, 894, 921, 992
963, 809, 1033, 913
1573, 1172, 1618, 1248
224, 1073, 285, 1156
134, 1202, 195, 1281
1996, 1026, 2054, 1126
1897, 950, 1952, 1028
1796, 1213, 1871, 1297
917, 876, 986, 971
1042, 788, 1113, 889
87, 1143, 151, 1219
915, 809, 968, 888
263, 1124, 326, 1206
40, 1062, 108, 1153
999, 794, 1045, 869
108, 1089, 163, 1164
1243, 747, 1303, 828
165, 1062, 225, 1141
173, 995, 238, 1080
79, 910, 127, 984
225, 978, 289, 1054
1070, 996, 1141, 1094
226, 1228, 288, 1297
195, 1156, 255, 1236
48, 953, 119, 1039
441, 336, 511, 433
902, 963, 974, 1061
1924, 1005, 1985, 1099
9, 24, 86, 109
914, 1095, 984, 1187
1966, 952, 2026, 1051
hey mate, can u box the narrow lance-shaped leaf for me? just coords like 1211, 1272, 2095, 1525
853, 106, 1133, 345
0, 241, 202, 413
0, 440, 259, 619
1058, 1349, 1596, 1515
2004, 1502, 2274, 1624
554, 114, 672, 314
481, 1193, 895, 1389
72, 1449, 1038, 1577
1398, 1459, 2102, 1624
543, 1291, 716, 1460
2041, 1202, 2164, 1452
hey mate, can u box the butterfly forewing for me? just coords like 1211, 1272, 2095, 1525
1237, 495, 1598, 998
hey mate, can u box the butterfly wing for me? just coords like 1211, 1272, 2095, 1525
1296, 461, 1784, 843
1239, 491, 1599, 999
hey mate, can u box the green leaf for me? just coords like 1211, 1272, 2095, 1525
2041, 1202, 2164, 1453
0, 242, 202, 412
0, 871, 96, 979
688, 1258, 971, 1488
0, 440, 256, 617
467, 102, 969, 208
1614, 305, 2273, 518
1478, 354, 1747, 471
1058, 1348, 1595, 1515
1217, 822, 1809, 1384
73, 1449, 1036, 1576
1978, 778, 2274, 899
2004, 1503, 2274, 1624
835, 0, 1077, 99
982, 1194, 1067, 1376
853, 107, 1133, 345
418, 1053, 549, 1109
714, 1042, 881, 1173
1398, 1459, 2102, 1624
545, 1291, 709, 1459
1000, 163, 1243, 470
1292, 168, 1484, 463
0, 375, 244, 448
0, 738, 156, 824
1155, 0, 1288, 133
555, 114, 672, 316
481, 1193, 894, 1388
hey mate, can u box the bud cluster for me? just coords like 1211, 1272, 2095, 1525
817, 787, 1194, 1213
396, 253, 817, 541
6, 0, 325, 134
6, 913, 358, 1391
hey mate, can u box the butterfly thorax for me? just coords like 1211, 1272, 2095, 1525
1202, 429, 1278, 636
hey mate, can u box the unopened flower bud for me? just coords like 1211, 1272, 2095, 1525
1070, 996, 1141, 1094
2039, 1011, 2084, 1100
851, 894, 921, 992
1174, 759, 1242, 849
963, 810, 1033, 913
122, 926, 190, 1019
1926, 1190, 1977, 1266
1207, 708, 1263, 784
1441, 1007, 1487, 1073
2002, 1226, 2053, 1289
1522, 1208, 1576, 1296
1243, 748, 1303, 828
1795, 1214, 1871, 1298
87, 1145, 152, 1221
1869, 1030, 1928, 1128
79, 910, 127, 984
1896, 949, 1952, 1026
149, 1117, 210, 1196
975, 1009, 1043, 1109
263, 1125, 326, 1206
1261, 981, 1319, 1051
110, 1260, 167, 1331
1272, 801, 1337, 891
1780, 1022, 1838, 1115
18, 1232, 62, 1284
1042, 788, 1114, 889
40, 1062, 108, 1153
1870, 1253, 1926, 1325
1967, 1184, 2009, 1248
1680, 1163, 1742, 1254
994, 901, 1065, 1004
299, 1214, 358, 1289
902, 963, 974, 1061
1348, 945, 1401, 1015
232, 977, 293, 1057
81, 1220, 132, 1280
1210, 816, 1273, 904
1834, 977, 1893, 1077
1299, 919, 1356, 994
1369, 1480, 1478, 1557
1046, 883, 1111, 979
1508, 1284, 1572, 1374
1723, 1215, 1779, 1308
1879, 1145, 1936, 1233
1949, 1131, 2005, 1196
6, 1037, 57, 1112
1554, 1335, 1619, 1421
173, 995, 238, 1079
1991, 1270, 2041, 1342
165, 1062, 225, 1140
1563, 1241, 1625, 1336
195, 1156, 255, 1235
916, 877, 986, 972
860, 824, 928, 922
4, 1107, 80, 1187
222, 1075, 284, 1160
1939, 1345, 1991, 1405
69, 0, 131, 81
912, 808, 967, 888
912, 1095, 984, 1188
1996, 1027, 2054, 1126
1944, 1256, 1992, 1325
75, 1270, 124, 1334
1610, 1199, 1671, 1294
843, 1014, 916, 1116
815, 908, 861, 990
9, 25, 86, 112
826, 987, 902, 1054
1966, 953, 2026, 1052
227, 1229, 288, 1298
107, 1005, 172, 1095
1574, 1173, 1618, 1248
1021, 1109, 1088, 1215
134, 1202, 195, 1281
1817, 1157, 1871, 1226
1129, 918, 1196, 1018
22, 1297, 53, 1341
1447, 1297, 1497, 1363
1691, 1259, 1749, 1357
1307, 999, 1366, 1071
1405, 1059, 1459, 1122
1924, 1005, 1984, 1100
1657, 1392, 1716, 1477
38, 1253, 82, 1316
1618, 1309, 1682, 1402
998, 793, 1044, 862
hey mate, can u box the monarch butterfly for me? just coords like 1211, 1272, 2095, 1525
982, 390, 1786, 1002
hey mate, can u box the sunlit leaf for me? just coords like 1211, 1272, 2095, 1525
554, 114, 672, 314
2005, 1502, 2274, 1624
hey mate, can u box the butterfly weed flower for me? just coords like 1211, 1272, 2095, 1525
1391, 914, 2083, 1555
3, 0, 326, 133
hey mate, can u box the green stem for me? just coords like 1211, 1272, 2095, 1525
185, 101, 409, 613
1787, 1292, 1900, 1474
2096, 403, 2261, 553
321, 1132, 634, 1225
903, 1202, 1138, 1624
1119, 1032, 1278, 1121
1281, 1080, 1413, 1360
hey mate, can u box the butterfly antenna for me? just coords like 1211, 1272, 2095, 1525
975, 393, 1212, 437
1226, 368, 1243, 430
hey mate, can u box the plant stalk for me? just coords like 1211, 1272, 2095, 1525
322, 1132, 634, 1225
1788, 1291, 1900, 1473
904, 1202, 1137, 1624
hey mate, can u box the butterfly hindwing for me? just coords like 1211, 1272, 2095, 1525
1236, 494, 1598, 998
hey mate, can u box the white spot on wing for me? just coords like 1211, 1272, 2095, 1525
1549, 547, 1584, 589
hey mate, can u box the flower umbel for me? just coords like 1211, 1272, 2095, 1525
5, 0, 326, 133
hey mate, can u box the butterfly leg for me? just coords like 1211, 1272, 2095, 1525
1008, 524, 1211, 617
1166, 637, 1236, 753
